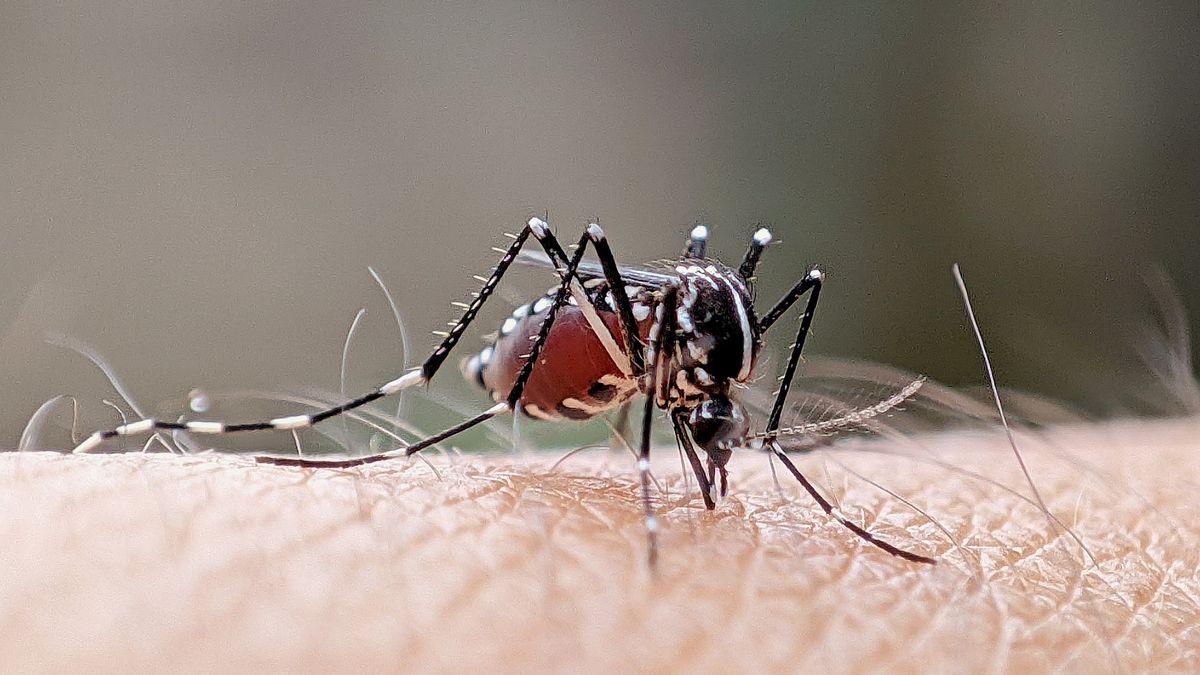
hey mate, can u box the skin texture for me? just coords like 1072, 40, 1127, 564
2, 417, 1198, 673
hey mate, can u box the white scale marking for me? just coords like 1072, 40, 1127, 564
675, 306, 695, 333
380, 370, 425, 395
269, 414, 312, 430
570, 284, 633, 377
73, 432, 104, 454
116, 419, 155, 435
522, 402, 556, 420
560, 397, 612, 416
485, 401, 511, 416
718, 274, 755, 381
186, 421, 225, 434
528, 217, 550, 238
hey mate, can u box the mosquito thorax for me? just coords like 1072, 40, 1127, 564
667, 261, 762, 404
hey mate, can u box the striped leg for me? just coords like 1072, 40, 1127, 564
755, 265, 935, 565
524, 222, 646, 377
255, 222, 610, 468
73, 217, 552, 454
584, 224, 646, 374
637, 282, 679, 567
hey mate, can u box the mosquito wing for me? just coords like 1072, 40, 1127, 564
744, 356, 1086, 453
516, 249, 678, 290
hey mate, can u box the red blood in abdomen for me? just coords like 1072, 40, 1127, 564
481, 306, 647, 420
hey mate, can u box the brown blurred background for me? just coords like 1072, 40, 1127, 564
1, 2, 1197, 450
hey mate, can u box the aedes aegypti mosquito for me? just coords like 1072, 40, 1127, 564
74, 219, 936, 565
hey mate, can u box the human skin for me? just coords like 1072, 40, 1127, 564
1, 417, 1198, 673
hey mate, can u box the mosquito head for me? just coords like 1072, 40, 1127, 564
687, 395, 749, 466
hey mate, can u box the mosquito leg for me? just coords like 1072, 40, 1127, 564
258, 222, 598, 467
738, 227, 772, 280
683, 224, 708, 259
672, 409, 714, 509
72, 220, 560, 454
769, 442, 936, 565
758, 268, 823, 438
756, 265, 934, 565
524, 222, 645, 377
637, 284, 679, 566
585, 223, 646, 374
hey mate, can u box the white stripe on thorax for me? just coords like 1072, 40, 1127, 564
719, 274, 753, 381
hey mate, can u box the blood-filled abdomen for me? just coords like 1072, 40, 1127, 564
462, 298, 647, 421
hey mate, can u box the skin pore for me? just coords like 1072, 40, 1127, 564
1, 417, 1197, 672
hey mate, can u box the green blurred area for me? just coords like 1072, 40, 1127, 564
1, 2, 1197, 450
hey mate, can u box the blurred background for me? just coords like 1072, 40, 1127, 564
1, 2, 1197, 451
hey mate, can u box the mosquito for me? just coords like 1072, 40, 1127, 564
73, 218, 935, 565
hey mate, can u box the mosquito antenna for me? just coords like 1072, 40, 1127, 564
951, 264, 1098, 567
752, 375, 926, 440
738, 227, 772, 279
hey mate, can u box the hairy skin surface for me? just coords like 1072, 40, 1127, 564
1, 418, 1198, 672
